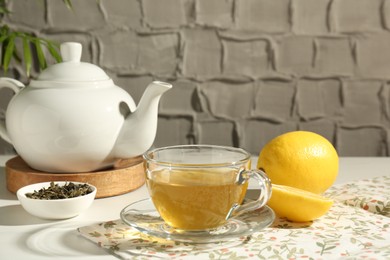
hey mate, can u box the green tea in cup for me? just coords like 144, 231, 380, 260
144, 145, 272, 231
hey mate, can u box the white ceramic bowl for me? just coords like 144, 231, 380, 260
17, 181, 97, 219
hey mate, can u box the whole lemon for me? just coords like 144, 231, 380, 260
257, 131, 339, 194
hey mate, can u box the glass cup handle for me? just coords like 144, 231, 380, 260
228, 169, 272, 218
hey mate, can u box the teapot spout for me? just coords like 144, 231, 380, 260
114, 81, 172, 159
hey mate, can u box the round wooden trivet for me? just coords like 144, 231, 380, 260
5, 156, 146, 198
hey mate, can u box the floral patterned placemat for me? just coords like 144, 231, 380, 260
78, 176, 390, 259
326, 176, 390, 217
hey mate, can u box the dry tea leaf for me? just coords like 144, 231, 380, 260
26, 182, 93, 200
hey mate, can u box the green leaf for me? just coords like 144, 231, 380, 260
0, 0, 10, 14
23, 37, 32, 77
0, 25, 9, 35
12, 43, 22, 63
47, 42, 62, 63
62, 0, 73, 10
0, 34, 8, 43
3, 34, 15, 73
0, 6, 11, 14
33, 39, 47, 70
0, 26, 9, 44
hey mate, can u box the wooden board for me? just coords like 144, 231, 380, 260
5, 156, 146, 198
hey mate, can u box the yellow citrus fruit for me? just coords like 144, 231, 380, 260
257, 131, 338, 194
268, 184, 333, 222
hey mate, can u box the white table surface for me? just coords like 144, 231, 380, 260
0, 155, 389, 259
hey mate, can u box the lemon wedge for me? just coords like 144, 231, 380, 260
268, 184, 333, 222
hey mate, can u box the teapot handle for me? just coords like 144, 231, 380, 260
0, 77, 25, 144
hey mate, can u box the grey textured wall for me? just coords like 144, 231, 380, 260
1, 0, 390, 156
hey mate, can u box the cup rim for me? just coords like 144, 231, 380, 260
143, 144, 251, 168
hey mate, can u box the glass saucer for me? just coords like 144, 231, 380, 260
120, 198, 275, 243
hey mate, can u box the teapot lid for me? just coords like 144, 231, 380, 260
34, 42, 110, 84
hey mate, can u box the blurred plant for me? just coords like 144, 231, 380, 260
0, 0, 74, 77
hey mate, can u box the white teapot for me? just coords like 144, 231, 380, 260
0, 42, 171, 173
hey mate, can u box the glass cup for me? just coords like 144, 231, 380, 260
143, 145, 272, 231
